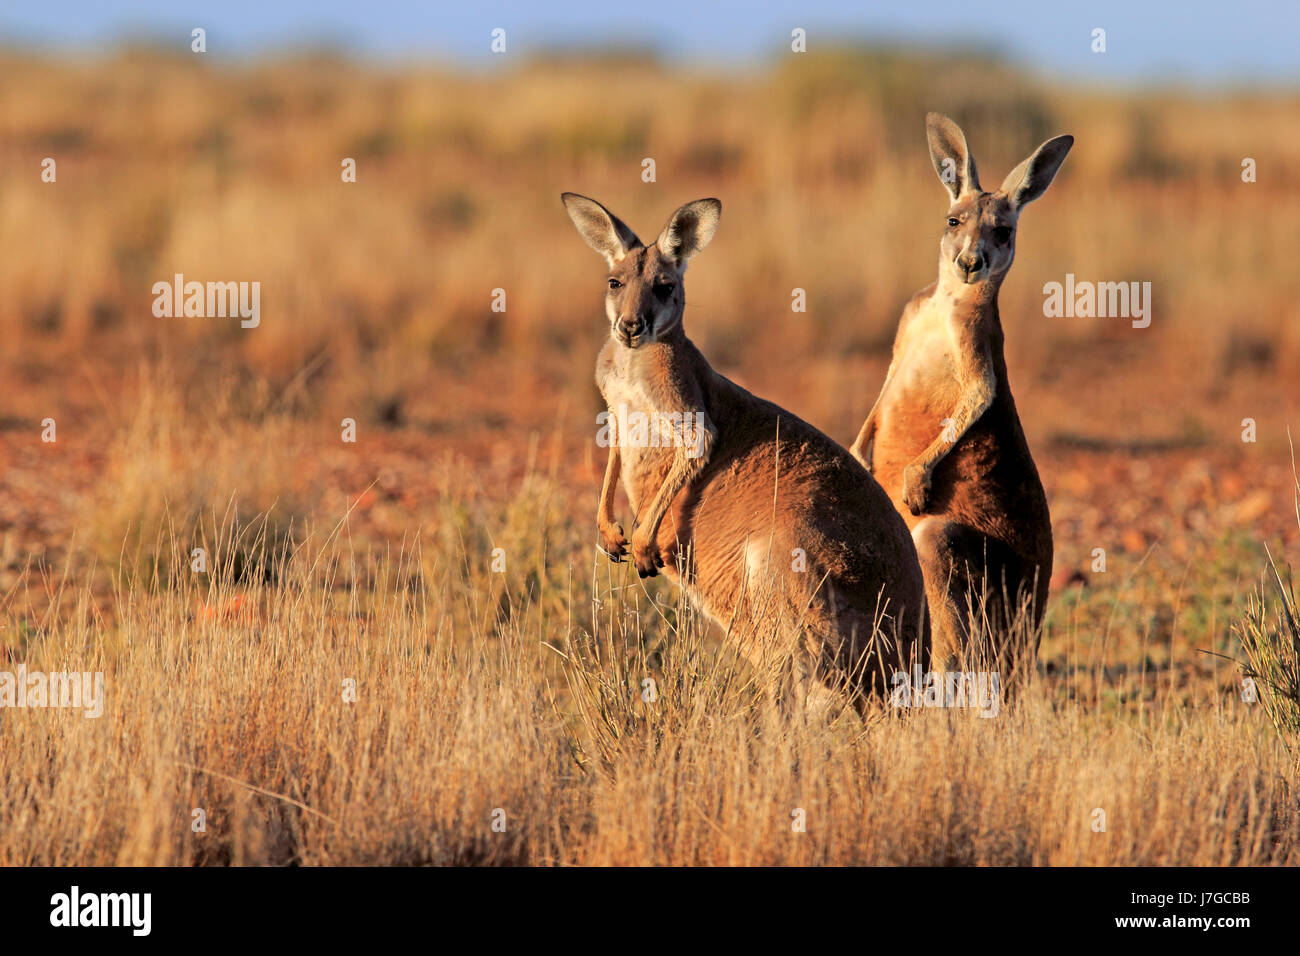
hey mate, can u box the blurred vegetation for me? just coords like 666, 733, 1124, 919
1, 45, 1296, 445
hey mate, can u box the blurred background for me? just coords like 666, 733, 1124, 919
2, 1, 1299, 602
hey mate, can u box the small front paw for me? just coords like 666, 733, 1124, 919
631, 534, 669, 578
598, 522, 627, 562
902, 464, 931, 516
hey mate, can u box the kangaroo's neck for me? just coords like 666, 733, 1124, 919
930, 274, 1003, 339
934, 270, 1003, 311
925, 275, 1010, 389
606, 326, 710, 399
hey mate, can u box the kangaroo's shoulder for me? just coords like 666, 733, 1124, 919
892, 281, 949, 349
904, 280, 940, 318
595, 336, 618, 390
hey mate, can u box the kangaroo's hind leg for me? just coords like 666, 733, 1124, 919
911, 518, 1033, 687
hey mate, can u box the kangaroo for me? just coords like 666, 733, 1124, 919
849, 114, 1072, 683
563, 193, 928, 710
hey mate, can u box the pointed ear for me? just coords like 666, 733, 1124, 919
655, 198, 721, 265
926, 112, 980, 201
561, 192, 642, 266
999, 135, 1074, 211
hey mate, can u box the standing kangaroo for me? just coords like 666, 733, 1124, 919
563, 192, 927, 710
850, 114, 1072, 681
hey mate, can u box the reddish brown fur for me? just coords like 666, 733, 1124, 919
850, 114, 1072, 681
566, 193, 928, 709
863, 281, 1052, 671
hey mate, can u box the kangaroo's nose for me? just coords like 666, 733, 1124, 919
957, 252, 984, 275
618, 316, 643, 340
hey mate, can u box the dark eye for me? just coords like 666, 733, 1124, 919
608, 278, 622, 290
653, 282, 675, 300
993, 226, 1012, 243
946, 217, 960, 228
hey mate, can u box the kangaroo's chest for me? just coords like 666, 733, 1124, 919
878, 304, 965, 440
597, 349, 691, 514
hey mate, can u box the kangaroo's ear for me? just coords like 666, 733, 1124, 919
655, 198, 721, 265
926, 112, 980, 201
561, 193, 642, 266
999, 135, 1074, 212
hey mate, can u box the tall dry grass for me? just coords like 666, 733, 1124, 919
2, 464, 1295, 865
1233, 455, 1300, 753
1, 386, 1296, 865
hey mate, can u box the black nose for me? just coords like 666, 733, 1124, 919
957, 253, 984, 275
618, 317, 643, 339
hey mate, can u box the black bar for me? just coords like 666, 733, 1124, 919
0, 866, 1279, 943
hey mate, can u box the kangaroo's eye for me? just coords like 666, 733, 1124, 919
993, 226, 1013, 243
653, 282, 675, 299
946, 217, 960, 228
607, 278, 622, 290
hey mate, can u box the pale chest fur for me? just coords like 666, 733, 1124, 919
879, 293, 965, 428
596, 340, 692, 515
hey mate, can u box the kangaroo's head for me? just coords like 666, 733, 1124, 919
561, 193, 720, 348
926, 112, 1073, 291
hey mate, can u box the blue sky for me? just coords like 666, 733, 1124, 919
3, 1, 1297, 86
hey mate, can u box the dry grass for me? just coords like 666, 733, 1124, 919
2, 47, 1300, 865
1233, 458, 1300, 752
2, 463, 1296, 866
